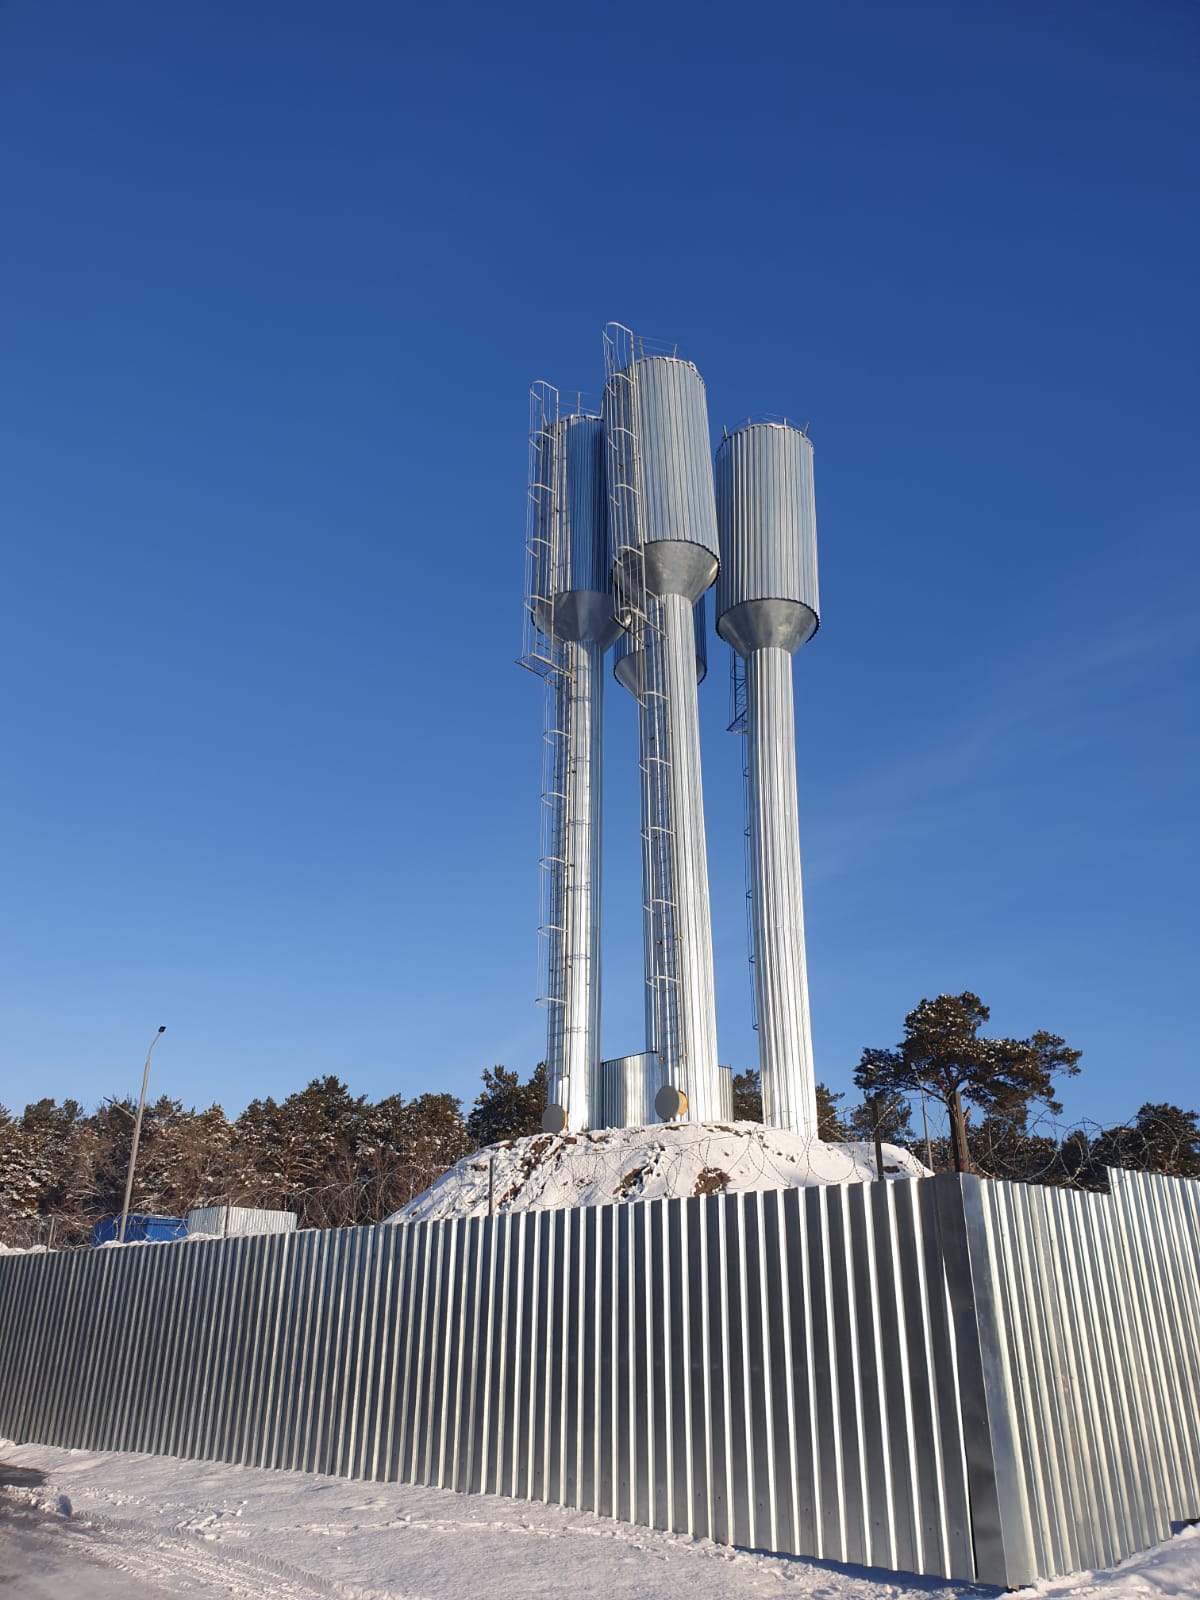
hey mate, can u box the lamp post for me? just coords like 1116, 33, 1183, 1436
117, 1026, 166, 1244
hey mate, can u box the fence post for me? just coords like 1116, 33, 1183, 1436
928, 1173, 1036, 1588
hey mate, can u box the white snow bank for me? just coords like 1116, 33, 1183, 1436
390, 1121, 928, 1223
1014, 1523, 1200, 1597
2, 1441, 1197, 1599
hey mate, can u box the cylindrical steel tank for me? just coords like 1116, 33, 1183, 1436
531, 414, 621, 647
604, 355, 720, 602
715, 421, 818, 653
715, 421, 820, 1137
597, 1052, 663, 1129
604, 342, 721, 1126
529, 406, 620, 1132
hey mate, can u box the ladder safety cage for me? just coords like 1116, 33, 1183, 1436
522, 383, 571, 1071
520, 381, 562, 681
522, 384, 606, 1104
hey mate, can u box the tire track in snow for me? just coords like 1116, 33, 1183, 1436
9, 1489, 431, 1600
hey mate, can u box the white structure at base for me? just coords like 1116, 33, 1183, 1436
186, 1205, 297, 1238
597, 1052, 733, 1128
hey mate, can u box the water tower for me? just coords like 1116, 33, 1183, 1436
715, 420, 820, 1136
603, 326, 721, 1124
522, 386, 621, 1130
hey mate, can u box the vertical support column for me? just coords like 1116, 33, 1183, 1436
658, 590, 720, 1123
612, 598, 710, 1128
745, 647, 816, 1136
636, 609, 674, 1094
526, 402, 614, 1135
548, 640, 604, 1132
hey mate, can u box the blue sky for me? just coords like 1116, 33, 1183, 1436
1, 1, 1197, 1133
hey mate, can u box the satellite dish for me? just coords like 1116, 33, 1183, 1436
655, 1084, 689, 1122
541, 1103, 569, 1135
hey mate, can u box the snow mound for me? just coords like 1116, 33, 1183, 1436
389, 1121, 929, 1223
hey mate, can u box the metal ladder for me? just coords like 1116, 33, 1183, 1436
520, 383, 571, 1079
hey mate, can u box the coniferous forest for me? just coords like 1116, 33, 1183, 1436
3, 993, 1197, 1250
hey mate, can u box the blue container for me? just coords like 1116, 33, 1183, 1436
92, 1214, 187, 1246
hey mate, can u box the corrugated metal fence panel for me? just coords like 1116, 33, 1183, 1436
0, 1183, 979, 1581
8, 1175, 1199, 1583
962, 1169, 1200, 1585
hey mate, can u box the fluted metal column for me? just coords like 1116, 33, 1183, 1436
551, 639, 604, 1131
525, 399, 616, 1133
612, 600, 707, 1128
745, 648, 815, 1134
655, 590, 720, 1121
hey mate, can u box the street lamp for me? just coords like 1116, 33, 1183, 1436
117, 1026, 166, 1244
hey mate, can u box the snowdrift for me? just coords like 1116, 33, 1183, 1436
388, 1120, 928, 1223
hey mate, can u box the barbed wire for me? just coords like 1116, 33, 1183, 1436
855, 1097, 1200, 1189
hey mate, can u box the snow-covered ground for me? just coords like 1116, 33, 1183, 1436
2, 1443, 1197, 1600
392, 1122, 928, 1223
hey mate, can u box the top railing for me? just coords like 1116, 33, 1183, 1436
720, 412, 811, 437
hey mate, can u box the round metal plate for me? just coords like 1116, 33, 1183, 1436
541, 1104, 569, 1134
654, 1084, 689, 1122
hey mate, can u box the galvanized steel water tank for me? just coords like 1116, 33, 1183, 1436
530, 412, 620, 646
715, 422, 819, 656
604, 355, 720, 601
598, 1052, 663, 1129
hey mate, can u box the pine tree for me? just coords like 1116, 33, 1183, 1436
853, 993, 1081, 1174
730, 1068, 762, 1121
1088, 1103, 1200, 1180
467, 1064, 548, 1147
968, 1114, 1065, 1184
362, 1092, 471, 1217
846, 1088, 913, 1147
816, 1083, 849, 1142
727, 1068, 847, 1139
131, 1100, 234, 1216
233, 1077, 369, 1224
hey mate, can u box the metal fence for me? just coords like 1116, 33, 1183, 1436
0, 1170, 1197, 1587
953, 1167, 1200, 1583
